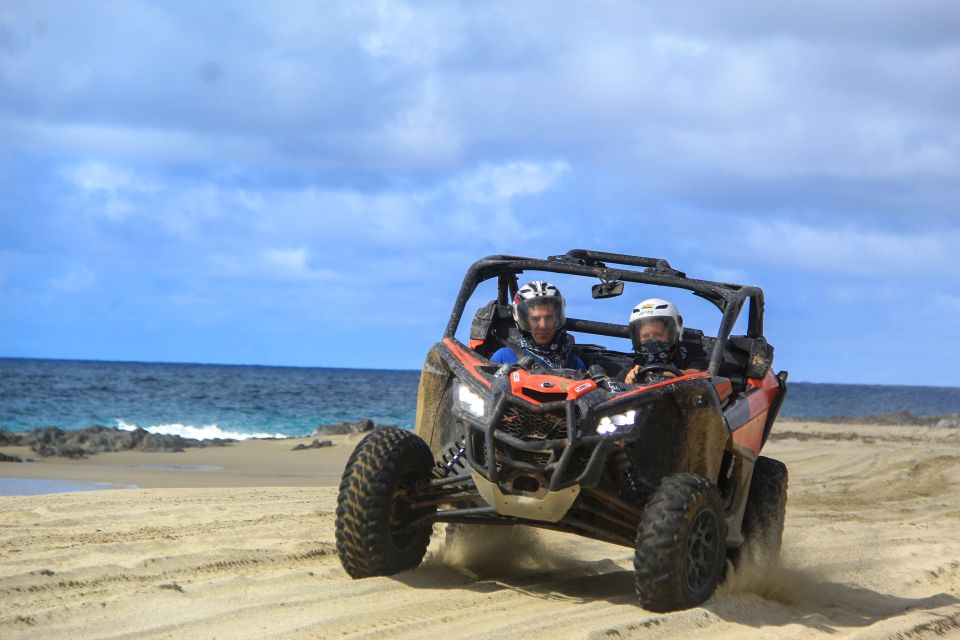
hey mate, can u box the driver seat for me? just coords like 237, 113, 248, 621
468, 301, 519, 359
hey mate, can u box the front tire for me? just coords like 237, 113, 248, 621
336, 427, 436, 578
634, 474, 727, 611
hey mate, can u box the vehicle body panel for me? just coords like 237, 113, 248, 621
411, 250, 788, 548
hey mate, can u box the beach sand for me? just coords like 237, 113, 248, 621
2, 422, 959, 639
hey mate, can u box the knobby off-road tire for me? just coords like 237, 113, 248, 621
634, 474, 728, 612
735, 456, 788, 566
336, 427, 436, 578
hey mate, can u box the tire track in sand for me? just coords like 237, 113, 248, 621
1, 424, 959, 639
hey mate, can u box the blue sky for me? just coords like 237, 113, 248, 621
1, 1, 958, 386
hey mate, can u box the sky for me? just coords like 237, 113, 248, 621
1, 1, 958, 386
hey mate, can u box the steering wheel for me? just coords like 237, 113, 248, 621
634, 363, 684, 381
584, 364, 615, 388
516, 355, 539, 372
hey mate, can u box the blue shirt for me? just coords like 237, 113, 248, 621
491, 346, 584, 370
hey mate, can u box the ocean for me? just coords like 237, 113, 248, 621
2, 358, 959, 439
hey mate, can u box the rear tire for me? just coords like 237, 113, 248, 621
634, 474, 727, 612
734, 456, 788, 566
336, 427, 436, 578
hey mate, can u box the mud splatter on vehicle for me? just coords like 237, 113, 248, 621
336, 249, 788, 611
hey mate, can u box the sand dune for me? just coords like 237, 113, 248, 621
1, 422, 959, 639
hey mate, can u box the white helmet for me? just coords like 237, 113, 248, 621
512, 281, 566, 333
629, 298, 683, 351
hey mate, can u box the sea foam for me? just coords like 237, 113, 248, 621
116, 419, 285, 441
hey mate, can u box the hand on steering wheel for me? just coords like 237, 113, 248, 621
625, 363, 684, 384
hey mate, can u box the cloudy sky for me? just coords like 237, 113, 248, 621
1, 1, 958, 385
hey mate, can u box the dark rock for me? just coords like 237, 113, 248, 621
62, 446, 88, 459
141, 432, 190, 453
0, 425, 237, 458
292, 439, 334, 451
26, 427, 67, 448
312, 419, 386, 436
0, 452, 24, 463
311, 423, 351, 435
0, 431, 23, 447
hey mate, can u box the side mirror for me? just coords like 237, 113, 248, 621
591, 280, 624, 299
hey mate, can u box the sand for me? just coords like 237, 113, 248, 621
1, 422, 959, 639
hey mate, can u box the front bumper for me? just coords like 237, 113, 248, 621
460, 391, 625, 493
469, 467, 581, 523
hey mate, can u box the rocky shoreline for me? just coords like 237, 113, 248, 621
6, 412, 951, 462
0, 425, 235, 459
0, 419, 394, 460
311, 418, 384, 436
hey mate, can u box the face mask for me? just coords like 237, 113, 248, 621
638, 340, 674, 366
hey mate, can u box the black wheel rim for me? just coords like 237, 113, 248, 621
388, 468, 426, 549
684, 509, 720, 594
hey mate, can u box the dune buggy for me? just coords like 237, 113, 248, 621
336, 249, 789, 611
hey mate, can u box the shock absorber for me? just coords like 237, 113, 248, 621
609, 447, 647, 504
432, 439, 467, 479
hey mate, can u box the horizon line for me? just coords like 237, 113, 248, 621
2, 355, 959, 390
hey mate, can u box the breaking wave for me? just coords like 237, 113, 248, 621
116, 419, 286, 441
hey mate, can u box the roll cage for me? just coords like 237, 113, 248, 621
444, 249, 766, 377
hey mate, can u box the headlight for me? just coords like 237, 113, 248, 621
457, 383, 485, 418
596, 409, 636, 435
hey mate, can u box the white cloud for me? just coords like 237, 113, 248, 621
742, 222, 958, 276
377, 76, 463, 166
59, 161, 157, 221
453, 161, 569, 203
3, 1, 957, 201
7, 119, 273, 166
78, 158, 570, 289
357, 0, 461, 66
260, 247, 339, 282
209, 247, 337, 283
205, 159, 569, 250
56, 161, 245, 239
62, 161, 135, 194
262, 247, 309, 272
651, 35, 708, 59
3, 1, 959, 382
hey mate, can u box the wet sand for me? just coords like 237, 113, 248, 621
1, 422, 959, 639
0, 433, 362, 490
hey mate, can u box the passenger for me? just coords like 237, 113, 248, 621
620, 298, 704, 383
491, 280, 585, 370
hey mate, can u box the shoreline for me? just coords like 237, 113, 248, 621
2, 407, 957, 439
1, 421, 958, 496
0, 433, 361, 493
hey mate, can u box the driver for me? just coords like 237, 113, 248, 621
491, 280, 585, 369
620, 298, 703, 383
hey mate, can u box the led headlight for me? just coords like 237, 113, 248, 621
456, 383, 485, 418
596, 409, 637, 435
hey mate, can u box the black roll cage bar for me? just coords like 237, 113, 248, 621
444, 249, 765, 377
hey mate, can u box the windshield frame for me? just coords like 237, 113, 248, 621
444, 250, 765, 377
